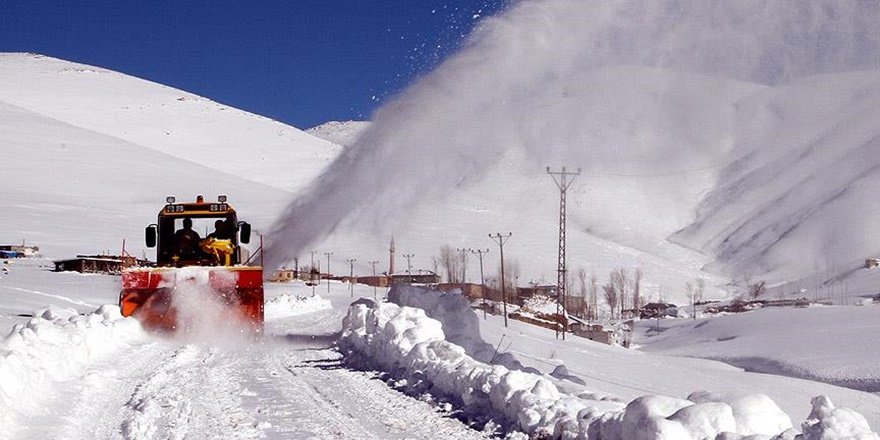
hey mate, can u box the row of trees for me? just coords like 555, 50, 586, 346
434, 244, 721, 320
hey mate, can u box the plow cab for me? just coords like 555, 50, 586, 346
120, 195, 264, 333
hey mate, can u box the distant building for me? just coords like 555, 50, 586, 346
54, 254, 150, 274
639, 302, 677, 319
270, 269, 296, 282
359, 275, 391, 288
0, 245, 40, 258
390, 270, 440, 285
570, 320, 632, 347
436, 283, 487, 299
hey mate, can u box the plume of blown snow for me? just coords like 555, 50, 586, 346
264, 0, 880, 269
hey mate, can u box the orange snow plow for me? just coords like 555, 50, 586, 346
119, 195, 264, 333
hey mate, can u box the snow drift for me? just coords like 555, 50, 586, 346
338, 299, 878, 439
0, 305, 145, 433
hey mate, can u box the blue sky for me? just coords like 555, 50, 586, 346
1, 1, 507, 128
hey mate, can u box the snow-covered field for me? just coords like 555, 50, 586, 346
3, 262, 879, 439
635, 306, 880, 393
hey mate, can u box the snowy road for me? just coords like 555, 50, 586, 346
5, 334, 484, 440
0, 268, 484, 440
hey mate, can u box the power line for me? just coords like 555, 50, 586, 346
471, 248, 490, 319
368, 260, 379, 300
489, 233, 512, 328
548, 166, 580, 340
403, 253, 415, 282
346, 258, 357, 298
324, 251, 333, 294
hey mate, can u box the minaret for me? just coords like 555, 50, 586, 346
389, 236, 396, 275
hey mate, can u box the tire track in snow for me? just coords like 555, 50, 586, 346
120, 344, 263, 440
0, 285, 96, 307
5, 331, 483, 439
5, 337, 163, 440
233, 347, 486, 439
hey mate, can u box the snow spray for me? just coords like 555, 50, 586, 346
264, 0, 880, 270
162, 268, 254, 347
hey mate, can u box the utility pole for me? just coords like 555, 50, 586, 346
369, 260, 379, 299
489, 233, 512, 327
346, 258, 357, 298
456, 248, 470, 283
324, 251, 333, 294
471, 248, 490, 319
547, 166, 580, 340
403, 253, 415, 282
310, 250, 317, 270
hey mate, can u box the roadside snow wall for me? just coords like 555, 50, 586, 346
388, 284, 537, 374
0, 305, 145, 431
339, 300, 879, 439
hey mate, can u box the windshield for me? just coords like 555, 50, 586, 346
156, 213, 239, 266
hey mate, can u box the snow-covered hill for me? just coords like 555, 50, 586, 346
0, 53, 341, 193
307, 120, 370, 147
264, 0, 880, 303
673, 72, 880, 286
0, 53, 338, 258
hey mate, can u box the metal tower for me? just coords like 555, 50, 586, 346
547, 166, 580, 340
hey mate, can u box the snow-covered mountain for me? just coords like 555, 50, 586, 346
673, 72, 880, 285
307, 120, 370, 147
264, 0, 880, 301
0, 53, 339, 258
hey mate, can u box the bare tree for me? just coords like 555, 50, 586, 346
750, 280, 766, 299
633, 268, 643, 311
742, 274, 766, 299
498, 259, 521, 293
695, 278, 705, 303
589, 273, 599, 321
610, 268, 629, 317
485, 277, 498, 290
438, 245, 460, 283
603, 281, 618, 319
459, 251, 469, 283
686, 281, 697, 320
577, 267, 587, 295
576, 267, 588, 318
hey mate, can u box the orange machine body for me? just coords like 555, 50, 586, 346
119, 195, 263, 333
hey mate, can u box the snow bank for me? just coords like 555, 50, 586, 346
0, 305, 145, 427
339, 299, 879, 439
264, 293, 332, 318
388, 284, 538, 374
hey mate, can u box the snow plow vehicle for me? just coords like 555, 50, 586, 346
119, 195, 264, 333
